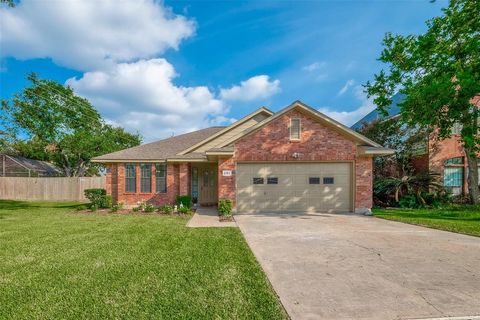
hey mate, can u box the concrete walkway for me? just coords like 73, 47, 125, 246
187, 207, 237, 228
236, 212, 480, 320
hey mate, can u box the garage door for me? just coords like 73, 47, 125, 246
236, 163, 352, 213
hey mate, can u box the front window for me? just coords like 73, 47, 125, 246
140, 164, 152, 193
444, 167, 463, 195
155, 163, 167, 193
290, 118, 301, 140
125, 163, 136, 193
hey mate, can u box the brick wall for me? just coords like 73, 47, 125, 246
233, 109, 373, 210
106, 162, 182, 206
218, 157, 236, 203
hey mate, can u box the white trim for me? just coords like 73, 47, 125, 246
289, 118, 301, 141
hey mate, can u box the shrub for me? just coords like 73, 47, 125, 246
110, 202, 123, 213
178, 206, 190, 214
84, 188, 111, 209
158, 204, 173, 214
218, 198, 233, 216
176, 195, 192, 209
398, 194, 419, 208
144, 203, 156, 212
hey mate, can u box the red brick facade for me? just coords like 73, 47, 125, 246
105, 108, 375, 211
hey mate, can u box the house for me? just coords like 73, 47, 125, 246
92, 101, 393, 213
0, 154, 61, 177
351, 94, 480, 196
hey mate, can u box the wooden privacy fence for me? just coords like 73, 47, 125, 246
0, 177, 106, 201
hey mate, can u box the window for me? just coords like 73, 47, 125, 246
267, 177, 278, 184
191, 167, 198, 199
444, 167, 463, 195
290, 118, 301, 140
140, 163, 151, 193
309, 177, 320, 184
253, 177, 264, 184
156, 163, 167, 193
323, 177, 334, 185
125, 163, 136, 193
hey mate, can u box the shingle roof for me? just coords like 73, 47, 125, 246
2, 154, 61, 175
92, 126, 225, 161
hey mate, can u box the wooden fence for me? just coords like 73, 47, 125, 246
0, 177, 106, 201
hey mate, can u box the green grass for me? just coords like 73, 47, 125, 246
0, 200, 286, 320
373, 204, 480, 237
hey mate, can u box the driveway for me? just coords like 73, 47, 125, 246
235, 213, 480, 320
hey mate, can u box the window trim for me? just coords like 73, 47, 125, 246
140, 163, 152, 193
290, 118, 301, 141
125, 163, 136, 193
155, 163, 167, 193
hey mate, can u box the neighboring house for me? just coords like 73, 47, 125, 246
351, 94, 480, 196
0, 154, 61, 177
92, 101, 393, 213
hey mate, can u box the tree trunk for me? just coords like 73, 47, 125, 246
465, 150, 479, 204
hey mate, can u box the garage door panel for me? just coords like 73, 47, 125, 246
237, 163, 352, 213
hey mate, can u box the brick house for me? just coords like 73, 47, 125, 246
92, 101, 393, 213
351, 94, 480, 196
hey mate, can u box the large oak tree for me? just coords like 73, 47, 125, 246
1, 73, 141, 176
365, 0, 480, 203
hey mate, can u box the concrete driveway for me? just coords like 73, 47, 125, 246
235, 213, 480, 320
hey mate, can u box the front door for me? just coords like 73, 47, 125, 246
192, 164, 217, 206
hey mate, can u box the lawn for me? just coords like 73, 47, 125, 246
373, 205, 480, 237
0, 200, 286, 320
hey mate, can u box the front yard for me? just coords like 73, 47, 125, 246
373, 205, 480, 237
0, 200, 286, 319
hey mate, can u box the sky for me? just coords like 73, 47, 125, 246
0, 0, 446, 142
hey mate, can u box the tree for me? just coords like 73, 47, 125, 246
365, 0, 480, 204
1, 73, 141, 176
0, 0, 15, 7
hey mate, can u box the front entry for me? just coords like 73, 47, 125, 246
191, 163, 218, 206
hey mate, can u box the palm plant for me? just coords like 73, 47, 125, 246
374, 171, 445, 206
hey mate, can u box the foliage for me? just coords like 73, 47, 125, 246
398, 195, 419, 209
0, 200, 287, 319
357, 118, 428, 179
218, 198, 233, 216
365, 0, 480, 203
374, 171, 447, 207
84, 188, 110, 210
110, 202, 123, 213
0, 73, 141, 176
144, 203, 156, 212
176, 195, 192, 209
177, 206, 190, 214
0, 0, 15, 7
158, 204, 173, 214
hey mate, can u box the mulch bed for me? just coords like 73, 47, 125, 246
219, 215, 235, 222
76, 209, 192, 217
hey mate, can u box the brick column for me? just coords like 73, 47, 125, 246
218, 157, 236, 204
179, 163, 189, 195
355, 157, 373, 214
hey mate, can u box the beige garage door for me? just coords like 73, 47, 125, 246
236, 163, 352, 213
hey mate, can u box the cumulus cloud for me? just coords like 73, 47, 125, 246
67, 59, 233, 141
219, 75, 280, 102
337, 79, 355, 96
318, 86, 376, 126
0, 0, 195, 70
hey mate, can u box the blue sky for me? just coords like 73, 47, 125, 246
0, 0, 446, 141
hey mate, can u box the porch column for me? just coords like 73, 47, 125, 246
179, 163, 189, 195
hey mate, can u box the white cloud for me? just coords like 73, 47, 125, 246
67, 59, 233, 141
319, 86, 375, 126
0, 0, 195, 71
337, 79, 355, 96
219, 75, 280, 102
302, 61, 326, 72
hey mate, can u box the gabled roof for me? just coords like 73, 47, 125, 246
177, 107, 273, 155
91, 126, 225, 162
219, 100, 382, 148
351, 93, 404, 129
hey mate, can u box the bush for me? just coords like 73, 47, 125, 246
110, 202, 123, 213
144, 203, 156, 212
177, 206, 189, 214
84, 188, 111, 209
158, 204, 173, 214
218, 198, 233, 216
398, 194, 419, 208
176, 195, 192, 209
